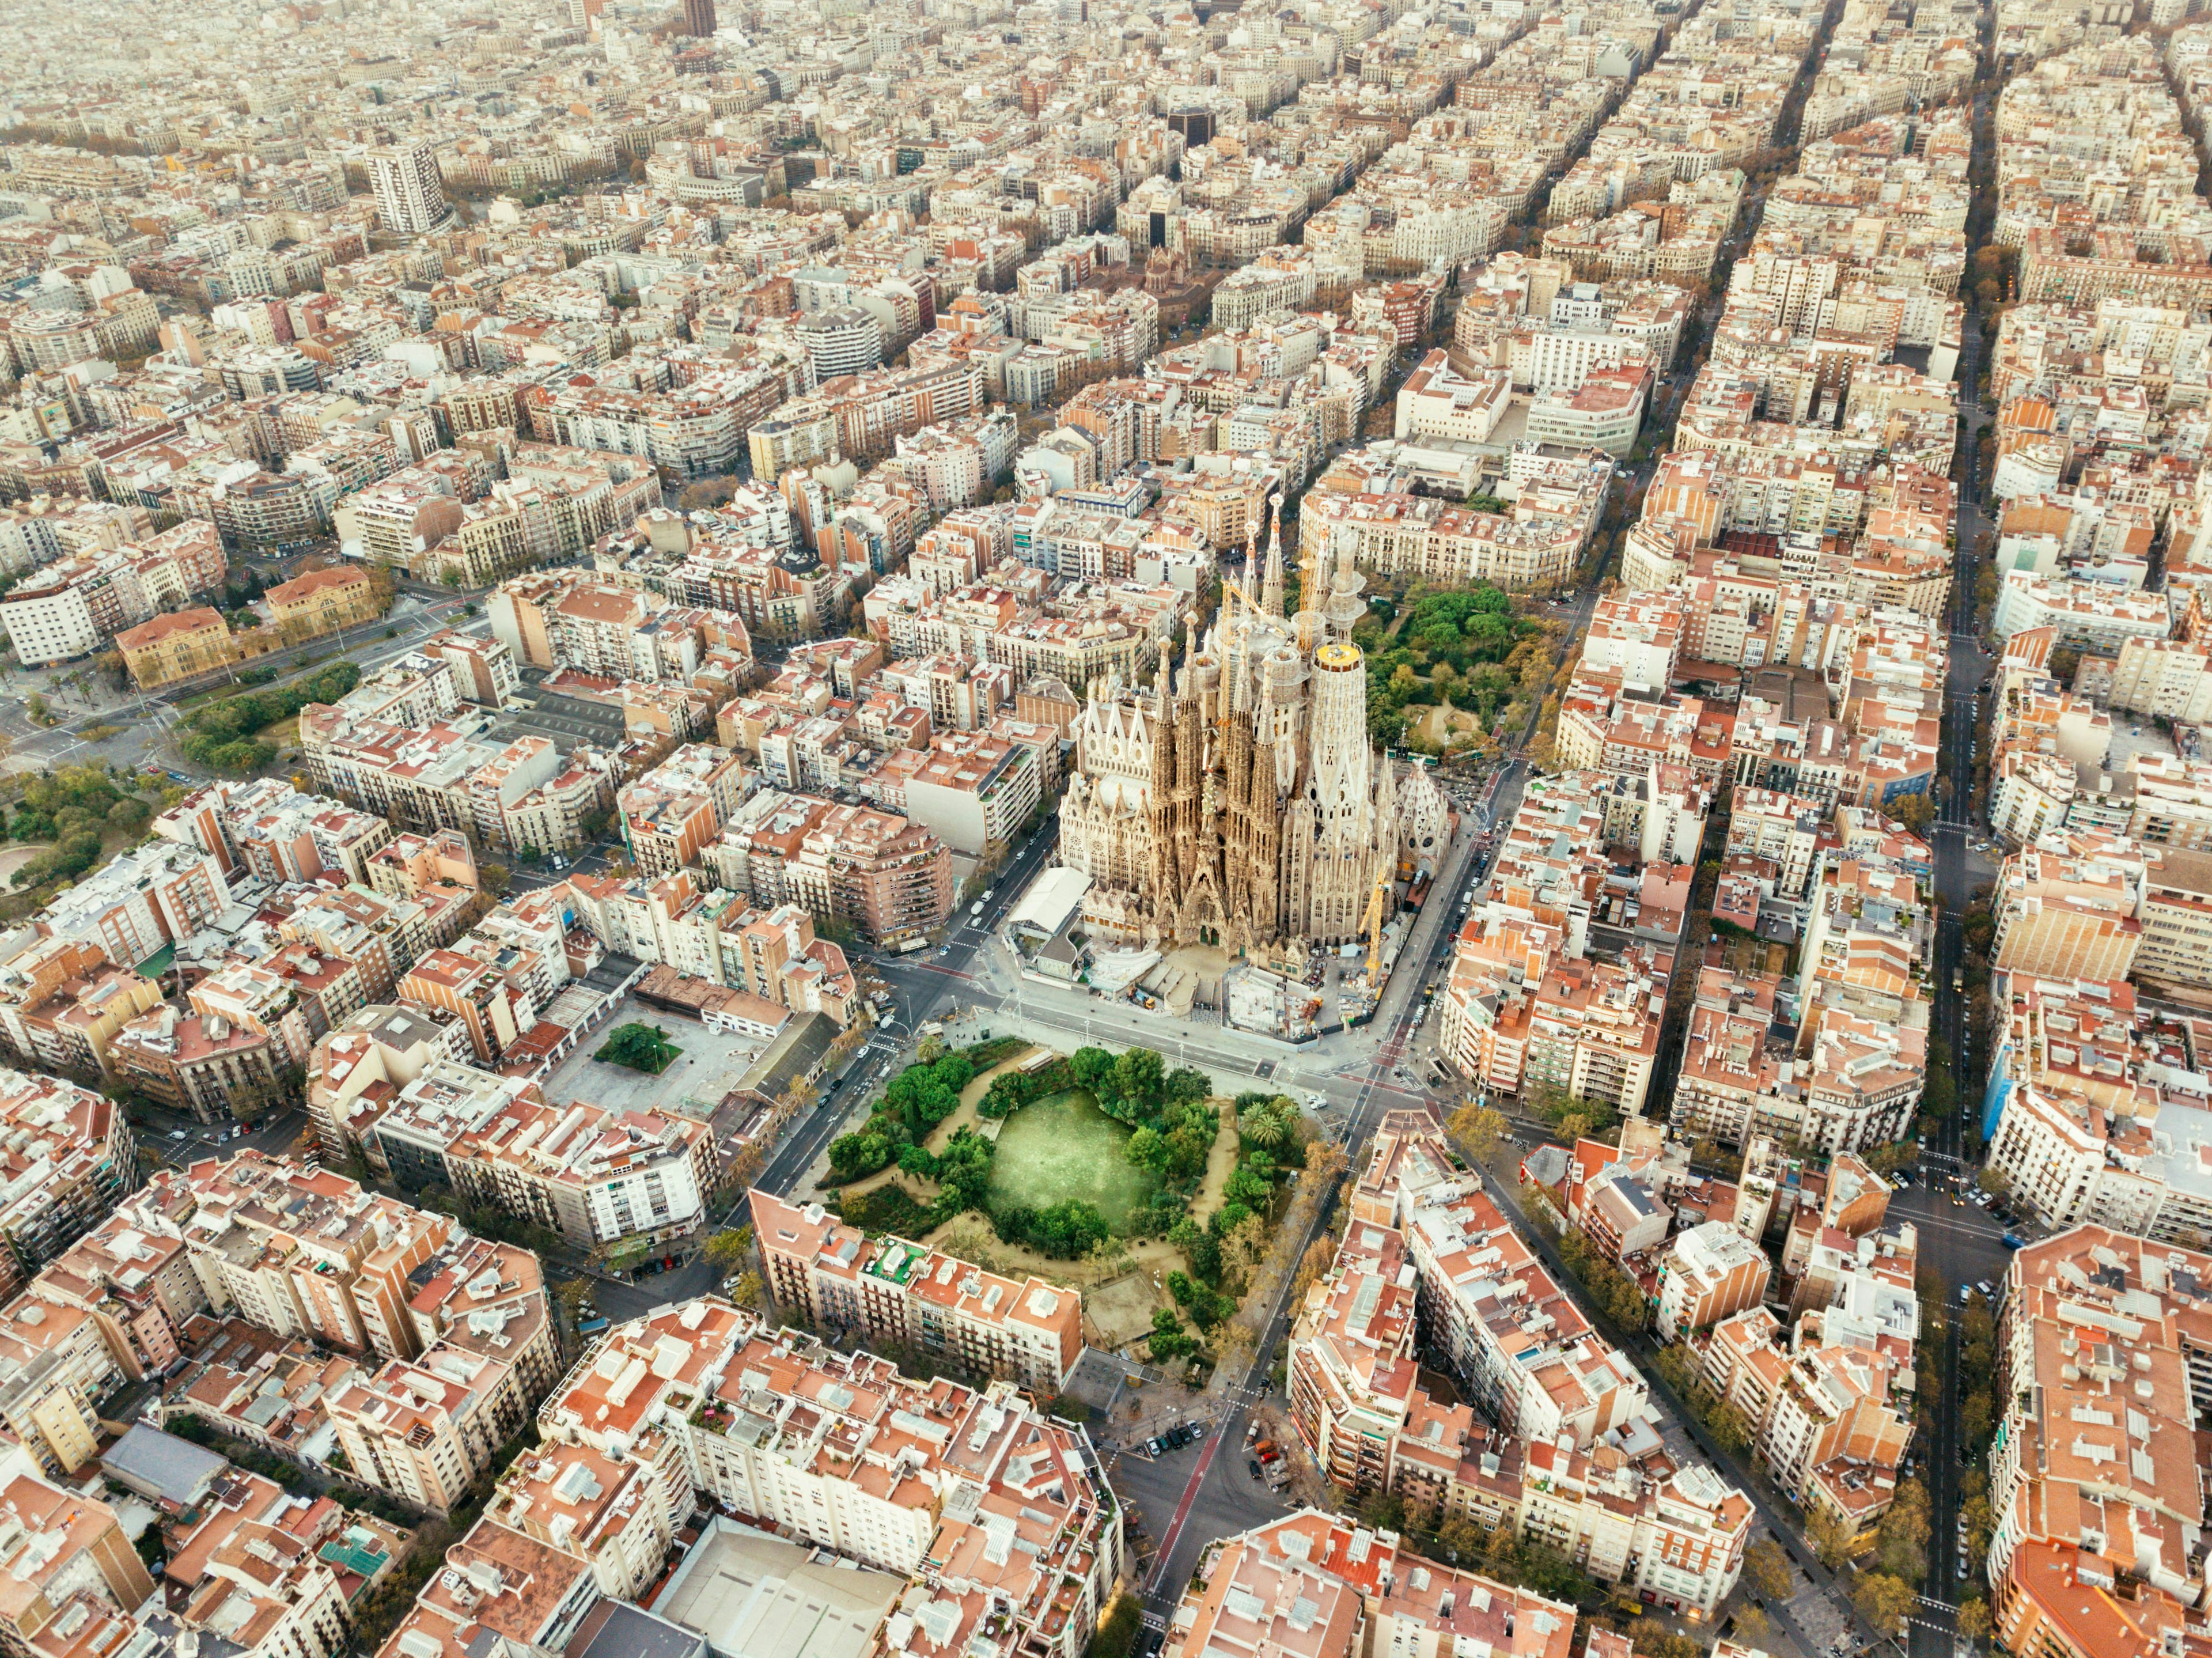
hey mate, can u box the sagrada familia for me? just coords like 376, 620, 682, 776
1058, 508, 1450, 954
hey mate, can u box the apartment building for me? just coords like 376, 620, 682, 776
750, 1190, 1082, 1391
152, 1154, 457, 1361
156, 778, 396, 887
0, 521, 227, 667
0, 933, 164, 1083
169, 1496, 357, 1658
1287, 1117, 1752, 1614
618, 744, 750, 877
1987, 1228, 2212, 1653
0, 1070, 141, 1306
1700, 1301, 1913, 1528
27, 1207, 205, 1383
483, 1439, 670, 1600
1653, 1222, 1771, 1341
396, 947, 536, 1067
1388, 1121, 1643, 1445
0, 1294, 126, 1476
0, 1445, 158, 1657
778, 801, 955, 942
1990, 834, 2144, 981
327, 1352, 507, 1516
404, 1233, 562, 1412
366, 1060, 543, 1192
37, 839, 229, 971
536, 1299, 1120, 1658
2134, 848, 2212, 991
372, 1520, 601, 1658
448, 1096, 717, 1254
1166, 1513, 1578, 1658
489, 572, 752, 688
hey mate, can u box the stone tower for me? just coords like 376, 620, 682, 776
1260, 501, 1286, 620
1304, 639, 1374, 941
1145, 672, 1179, 906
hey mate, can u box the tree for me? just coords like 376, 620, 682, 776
1851, 1570, 1918, 1634
1222, 1212, 1270, 1286
1808, 1506, 1861, 1570
703, 1225, 755, 1272
1875, 1477, 1932, 1582
1961, 1389, 1994, 1445
480, 861, 512, 896
596, 1022, 683, 1074
1239, 1101, 1288, 1151
1357, 1491, 1408, 1534
553, 1277, 592, 1341
1088, 1595, 1142, 1658
1956, 1598, 1994, 1643
1434, 1515, 1484, 1564
1976, 1167, 2012, 1205
1733, 1606, 1771, 1646
1889, 792, 1936, 835
1704, 1398, 1752, 1456
1148, 1307, 1198, 1361
724, 1270, 764, 1310
1448, 1103, 1511, 1161
1112, 1046, 1165, 1109
1743, 1538, 1793, 1603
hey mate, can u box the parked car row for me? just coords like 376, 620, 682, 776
1147, 1422, 1205, 1455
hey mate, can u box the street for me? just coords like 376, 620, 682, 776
0, 591, 483, 782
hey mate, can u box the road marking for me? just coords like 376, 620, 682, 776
1145, 1427, 1222, 1596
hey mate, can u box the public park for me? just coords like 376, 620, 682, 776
820, 1035, 1340, 1364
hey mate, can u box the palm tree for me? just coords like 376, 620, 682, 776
1240, 1103, 1286, 1150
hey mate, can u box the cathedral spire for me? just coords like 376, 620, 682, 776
1261, 499, 1285, 620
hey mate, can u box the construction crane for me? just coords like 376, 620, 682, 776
1362, 858, 1392, 986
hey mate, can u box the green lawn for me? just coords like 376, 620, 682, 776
988, 1089, 1158, 1230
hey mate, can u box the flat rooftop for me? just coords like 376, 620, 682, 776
537, 989, 772, 1115
654, 1517, 904, 1658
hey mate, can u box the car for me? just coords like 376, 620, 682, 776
167, 1130, 187, 1141
2003, 1233, 2025, 1250
1190, 1423, 1206, 1439
1959, 1284, 1973, 1304
1147, 1437, 1164, 1455
1249, 1459, 1264, 1479
1977, 1280, 1993, 1296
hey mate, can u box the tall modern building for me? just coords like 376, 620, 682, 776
680, 0, 717, 34
366, 142, 453, 235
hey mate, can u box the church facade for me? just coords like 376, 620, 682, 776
1058, 514, 1450, 954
